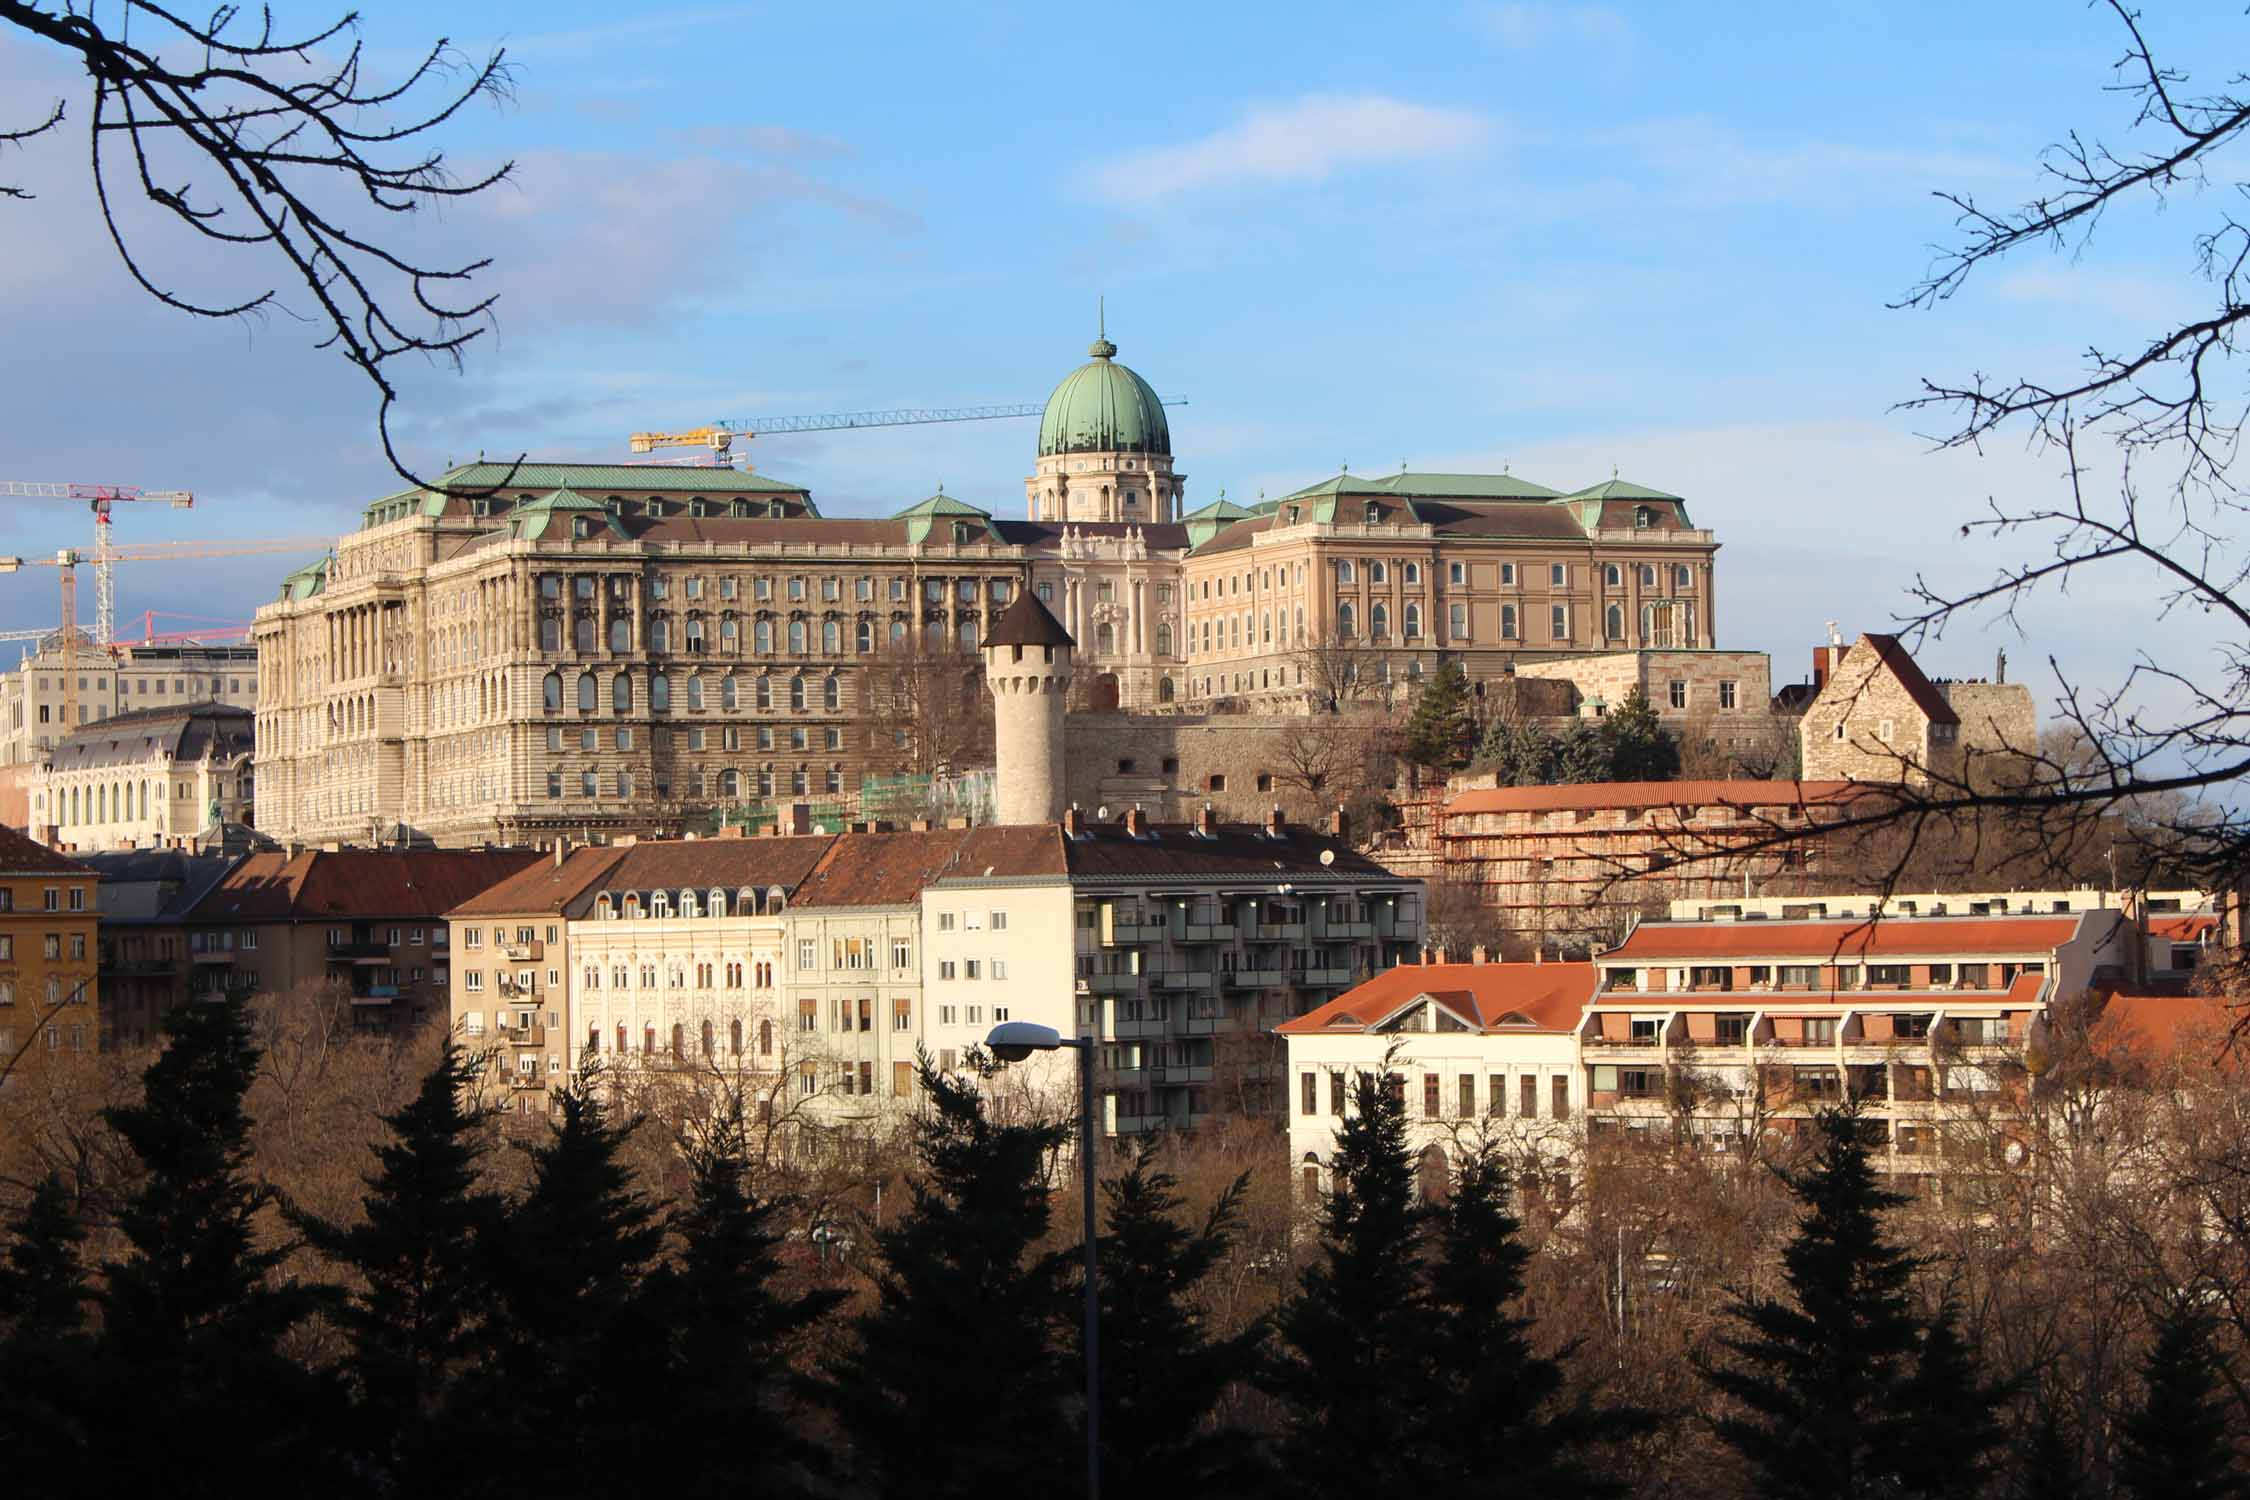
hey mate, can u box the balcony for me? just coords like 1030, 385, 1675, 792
190, 949, 238, 966
502, 941, 543, 963
1151, 970, 1213, 991
1225, 967, 1288, 988
328, 940, 390, 963
1110, 921, 1168, 944
103, 955, 175, 977
1180, 922, 1237, 943
1151, 1063, 1214, 1086
508, 1071, 546, 1091
1087, 971, 1141, 996
1253, 922, 1308, 942
504, 1024, 548, 1048
1320, 919, 1375, 940
1301, 966, 1354, 987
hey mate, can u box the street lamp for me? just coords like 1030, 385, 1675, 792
987, 1019, 1100, 1500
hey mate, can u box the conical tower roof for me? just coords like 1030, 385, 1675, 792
981, 589, 1075, 651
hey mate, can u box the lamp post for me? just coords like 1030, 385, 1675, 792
987, 1019, 1100, 1500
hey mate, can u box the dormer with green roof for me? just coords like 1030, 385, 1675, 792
1556, 477, 1693, 531
894, 490, 1000, 546
1025, 318, 1187, 526
1181, 494, 1255, 548
507, 488, 629, 543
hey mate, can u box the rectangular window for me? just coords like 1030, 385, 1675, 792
1488, 1074, 1505, 1116
1458, 1074, 1475, 1118
1329, 1071, 1346, 1116
1499, 563, 1516, 585
1550, 563, 1567, 587
1552, 1075, 1570, 1119
1423, 1073, 1441, 1119
990, 910, 1008, 931
1668, 680, 1687, 709
1448, 602, 1468, 641
1719, 680, 1738, 709
1449, 561, 1466, 585
797, 939, 816, 971
939, 961, 957, 980
1521, 1074, 1538, 1118
1301, 1072, 1318, 1115
1550, 604, 1568, 640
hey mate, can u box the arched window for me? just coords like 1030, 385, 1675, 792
722, 676, 738, 710
788, 619, 807, 653
822, 618, 840, 653
609, 615, 632, 652
578, 674, 598, 713
586, 1025, 601, 1055
720, 768, 739, 798
720, 618, 739, 653
652, 892, 671, 919
650, 616, 671, 653
753, 618, 773, 654
1096, 622, 1115, 654
1370, 603, 1389, 639
756, 676, 773, 711
575, 615, 596, 652
1158, 676, 1175, 703
596, 893, 613, 919
1370, 561, 1387, 583
651, 674, 671, 713
1404, 562, 1420, 584
790, 675, 807, 711
766, 886, 787, 913
684, 615, 704, 652
738, 887, 757, 914
671, 1023, 684, 1059
687, 675, 705, 710
608, 672, 629, 714
823, 676, 841, 711
643, 1023, 657, 1055
1336, 560, 1355, 583
759, 1019, 773, 1055
1295, 605, 1305, 641
1604, 563, 1622, 587
701, 1020, 715, 1058
543, 672, 562, 712
856, 620, 873, 653
617, 1021, 628, 1054
708, 887, 727, 915
889, 619, 908, 649
1337, 602, 1356, 638
1638, 564, 1657, 588
624, 893, 642, 918
1403, 603, 1421, 639
1606, 603, 1625, 640
679, 890, 699, 919
730, 1019, 743, 1056
1155, 621, 1172, 657
540, 616, 561, 651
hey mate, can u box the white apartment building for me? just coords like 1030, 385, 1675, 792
0, 636, 258, 765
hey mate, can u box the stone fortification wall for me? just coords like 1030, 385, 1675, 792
1062, 712, 1389, 822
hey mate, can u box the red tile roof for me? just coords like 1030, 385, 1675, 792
190, 849, 543, 922
792, 829, 990, 908
1278, 961, 1596, 1035
2150, 914, 2219, 941
2099, 990, 2237, 1061
1606, 914, 2088, 962
595, 835, 836, 903
1446, 779, 1864, 818
449, 845, 630, 917
0, 824, 96, 877
1851, 634, 1959, 727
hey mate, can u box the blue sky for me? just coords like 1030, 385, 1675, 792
0, 0, 2233, 718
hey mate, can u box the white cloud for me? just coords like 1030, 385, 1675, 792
1469, 3, 1631, 50
1089, 95, 1491, 204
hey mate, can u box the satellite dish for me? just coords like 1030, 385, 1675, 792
1319, 849, 1335, 867
2003, 1140, 2028, 1167
1096, 805, 1111, 820
812, 822, 829, 835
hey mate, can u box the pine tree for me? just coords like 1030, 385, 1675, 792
1697, 1107, 1927, 1500
1555, 721, 1615, 783
1266, 1058, 1434, 1490
644, 1098, 845, 1500
2007, 1388, 2086, 1500
0, 1174, 96, 1492
1890, 1297, 2008, 1499
824, 1062, 1075, 1500
463, 1072, 667, 1500
2114, 1298, 2247, 1500
1403, 661, 1474, 769
293, 1042, 506, 1490
1476, 718, 1559, 786
91, 995, 347, 1500
1602, 688, 1680, 781
1073, 1141, 1267, 1499
1421, 1142, 1644, 1495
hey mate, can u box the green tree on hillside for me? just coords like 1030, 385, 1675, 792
1603, 688, 1681, 782
1404, 662, 1475, 768
2114, 1298, 2247, 1500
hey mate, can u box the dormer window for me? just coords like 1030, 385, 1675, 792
1287, 504, 1301, 524
1635, 506, 1654, 528
768, 500, 785, 518
1364, 502, 1380, 525
572, 518, 594, 540
953, 522, 974, 544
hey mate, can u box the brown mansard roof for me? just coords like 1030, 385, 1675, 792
190, 848, 544, 922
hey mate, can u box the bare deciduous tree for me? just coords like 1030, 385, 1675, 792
1, 1, 513, 481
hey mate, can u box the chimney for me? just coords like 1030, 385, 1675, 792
787, 802, 812, 836
1064, 804, 1087, 837
717, 821, 747, 839
1418, 945, 1433, 965
1329, 805, 1350, 843
1471, 943, 1489, 964
910, 818, 934, 832
1533, 945, 1544, 965
1265, 804, 1285, 839
1124, 805, 1148, 839
552, 836, 569, 869
1433, 945, 1450, 966
1195, 803, 1218, 838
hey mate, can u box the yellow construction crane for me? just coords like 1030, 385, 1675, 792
628, 403, 1059, 466
1, 536, 331, 744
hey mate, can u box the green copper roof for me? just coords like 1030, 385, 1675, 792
1037, 334, 1171, 458
1180, 496, 1253, 524
1273, 471, 1564, 503
1559, 478, 1684, 503
891, 491, 992, 520
432, 462, 810, 495
509, 488, 628, 542
278, 555, 331, 602
895, 491, 999, 546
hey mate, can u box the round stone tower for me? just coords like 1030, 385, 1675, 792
980, 590, 1075, 826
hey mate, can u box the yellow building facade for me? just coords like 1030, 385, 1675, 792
0, 824, 101, 1076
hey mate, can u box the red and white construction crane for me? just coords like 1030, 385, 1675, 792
0, 536, 330, 739
1, 481, 195, 647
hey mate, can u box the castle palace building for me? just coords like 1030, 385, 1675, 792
250, 329, 1731, 847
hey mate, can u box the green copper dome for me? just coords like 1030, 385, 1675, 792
1037, 333, 1170, 458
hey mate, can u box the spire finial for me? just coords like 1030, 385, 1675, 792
1089, 296, 1116, 360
